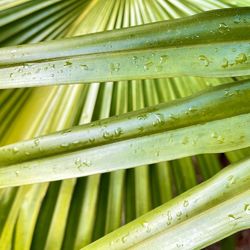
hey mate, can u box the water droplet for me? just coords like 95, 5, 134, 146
64, 61, 72, 66
60, 143, 69, 148
181, 137, 189, 145
169, 114, 178, 120
226, 175, 236, 188
23, 64, 29, 69
13, 147, 19, 154
218, 23, 230, 34
217, 135, 224, 144
137, 113, 148, 120
155, 65, 163, 72
103, 131, 113, 140
188, 107, 197, 112
75, 158, 91, 171
168, 134, 174, 143
153, 113, 165, 127
244, 204, 250, 214
235, 53, 247, 64
176, 210, 182, 219
142, 222, 151, 232
211, 132, 218, 138
138, 127, 144, 133
192, 137, 198, 145
34, 138, 40, 146
224, 89, 231, 96
176, 243, 184, 248
75, 158, 81, 166
160, 55, 168, 64
166, 211, 172, 225
228, 214, 241, 223
234, 15, 241, 24
183, 200, 189, 207
15, 170, 20, 176
144, 61, 153, 70
228, 214, 236, 221
110, 63, 120, 73
81, 64, 88, 70
61, 129, 72, 135
114, 127, 123, 137
132, 56, 138, 64
89, 138, 96, 144
198, 55, 210, 67
221, 58, 229, 68
121, 234, 129, 243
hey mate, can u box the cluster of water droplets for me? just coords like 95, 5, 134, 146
110, 63, 120, 73
210, 131, 224, 144
131, 53, 168, 73
74, 157, 92, 171
102, 127, 123, 140
218, 23, 231, 34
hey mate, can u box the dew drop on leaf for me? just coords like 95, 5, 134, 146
155, 65, 163, 72
34, 138, 40, 146
183, 200, 189, 207
121, 234, 129, 243
221, 58, 229, 68
218, 23, 230, 33
210, 132, 218, 138
226, 175, 236, 188
13, 147, 19, 154
114, 127, 123, 137
244, 204, 250, 214
234, 15, 241, 24
110, 63, 120, 73
144, 61, 153, 70
81, 64, 88, 70
217, 135, 224, 144
132, 56, 138, 64
103, 131, 112, 140
160, 55, 168, 64
75, 158, 91, 171
64, 61, 72, 66
176, 210, 182, 219
176, 243, 184, 248
60, 143, 69, 148
89, 138, 96, 144
228, 214, 236, 221
181, 137, 189, 145
198, 55, 210, 67
235, 53, 247, 64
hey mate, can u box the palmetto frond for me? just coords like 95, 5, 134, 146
0, 0, 249, 250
